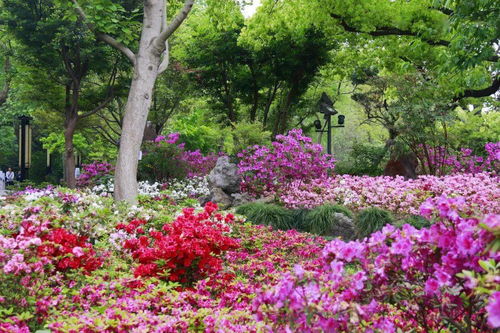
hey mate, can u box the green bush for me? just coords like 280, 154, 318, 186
138, 141, 188, 181
225, 121, 271, 155
356, 207, 394, 239
305, 204, 355, 239
401, 215, 432, 229
235, 203, 294, 231
335, 143, 387, 176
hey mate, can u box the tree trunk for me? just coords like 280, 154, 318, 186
114, 1, 165, 203
64, 116, 77, 188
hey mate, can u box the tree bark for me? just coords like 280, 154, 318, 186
114, 54, 161, 202
64, 115, 78, 188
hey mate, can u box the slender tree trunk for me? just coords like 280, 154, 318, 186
263, 82, 279, 129
64, 116, 77, 188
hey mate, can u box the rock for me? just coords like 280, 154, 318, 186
210, 187, 233, 208
231, 192, 253, 207
254, 195, 275, 204
328, 213, 356, 241
208, 156, 241, 194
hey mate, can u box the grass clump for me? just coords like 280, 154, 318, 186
235, 203, 294, 231
305, 204, 355, 239
356, 207, 394, 239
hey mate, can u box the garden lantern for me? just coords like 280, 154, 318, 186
315, 92, 345, 154
18, 115, 32, 180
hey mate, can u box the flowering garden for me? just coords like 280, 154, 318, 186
1, 130, 499, 332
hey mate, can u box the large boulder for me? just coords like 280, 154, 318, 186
210, 187, 233, 208
208, 156, 241, 194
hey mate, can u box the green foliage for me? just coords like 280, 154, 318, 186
400, 215, 432, 230
165, 110, 225, 154
235, 203, 294, 231
356, 207, 394, 239
224, 121, 271, 154
335, 143, 387, 176
305, 204, 354, 236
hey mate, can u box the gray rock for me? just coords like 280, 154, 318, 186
210, 187, 233, 208
231, 192, 253, 207
208, 156, 241, 194
328, 213, 356, 241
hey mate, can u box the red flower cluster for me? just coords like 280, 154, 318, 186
119, 202, 239, 284
37, 228, 102, 273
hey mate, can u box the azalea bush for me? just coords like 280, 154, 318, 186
253, 196, 500, 332
76, 161, 114, 188
119, 202, 239, 284
238, 128, 335, 196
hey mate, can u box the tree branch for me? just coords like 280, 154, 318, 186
155, 0, 194, 51
71, 0, 136, 63
330, 13, 450, 47
454, 75, 500, 101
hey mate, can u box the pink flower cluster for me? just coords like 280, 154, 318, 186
76, 162, 114, 187
238, 129, 335, 195
279, 172, 499, 215
418, 142, 499, 175
152, 133, 219, 178
253, 196, 500, 331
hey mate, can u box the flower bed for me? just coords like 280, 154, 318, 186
279, 172, 500, 215
1, 179, 498, 332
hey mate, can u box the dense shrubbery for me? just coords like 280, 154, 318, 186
119, 202, 239, 284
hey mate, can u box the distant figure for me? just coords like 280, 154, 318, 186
16, 170, 22, 182
75, 167, 81, 179
5, 168, 15, 186
0, 168, 5, 191
383, 153, 418, 179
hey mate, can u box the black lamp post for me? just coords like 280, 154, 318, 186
18, 115, 33, 180
314, 92, 345, 154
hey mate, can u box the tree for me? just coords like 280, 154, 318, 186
71, 0, 194, 203
2, 0, 117, 187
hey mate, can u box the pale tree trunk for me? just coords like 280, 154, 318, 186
114, 53, 161, 201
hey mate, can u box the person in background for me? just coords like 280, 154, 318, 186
0, 168, 5, 191
16, 170, 22, 182
5, 168, 15, 186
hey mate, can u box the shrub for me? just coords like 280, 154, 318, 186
237, 128, 335, 196
76, 161, 114, 188
356, 207, 394, 239
305, 204, 355, 238
235, 203, 294, 231
119, 202, 239, 285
